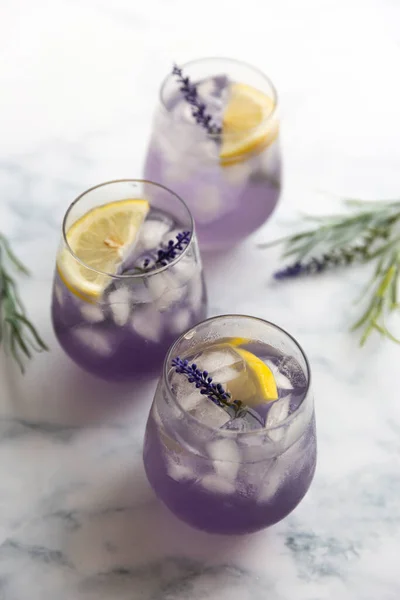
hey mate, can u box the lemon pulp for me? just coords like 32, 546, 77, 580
234, 348, 278, 405
220, 82, 278, 164
219, 342, 279, 407
57, 198, 149, 300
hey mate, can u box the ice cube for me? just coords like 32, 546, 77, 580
206, 96, 223, 113
222, 162, 253, 186
278, 356, 307, 389
180, 102, 197, 125
146, 272, 186, 310
197, 75, 229, 126
193, 185, 225, 224
145, 273, 167, 300
207, 439, 240, 481
156, 124, 197, 163
195, 347, 245, 383
197, 79, 216, 99
128, 278, 152, 304
264, 359, 293, 392
212, 74, 230, 96
181, 391, 204, 412
166, 455, 195, 482
195, 347, 237, 373
222, 409, 264, 432
108, 287, 132, 326
131, 305, 163, 342
239, 438, 273, 467
157, 287, 186, 311
256, 460, 282, 504
169, 256, 195, 287
197, 74, 229, 100
216, 366, 240, 385
207, 438, 241, 462
197, 473, 236, 495
181, 392, 231, 429
72, 327, 114, 357
197, 140, 220, 161
266, 397, 290, 426
168, 308, 192, 334
265, 397, 291, 442
138, 218, 173, 251
171, 110, 210, 151
80, 303, 105, 324
161, 228, 183, 246
160, 98, 210, 157
54, 283, 64, 307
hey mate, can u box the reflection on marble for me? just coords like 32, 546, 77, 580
0, 0, 400, 598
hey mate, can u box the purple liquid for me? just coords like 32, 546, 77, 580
144, 415, 316, 534
143, 344, 317, 534
51, 211, 208, 381
144, 75, 281, 250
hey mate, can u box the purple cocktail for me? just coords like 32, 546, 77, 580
143, 315, 316, 534
51, 180, 207, 381
144, 58, 281, 250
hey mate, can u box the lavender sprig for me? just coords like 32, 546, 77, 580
0, 234, 48, 372
261, 198, 400, 345
172, 64, 222, 136
171, 357, 244, 416
141, 231, 191, 271
274, 238, 376, 279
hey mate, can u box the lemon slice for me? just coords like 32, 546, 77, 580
57, 199, 149, 300
220, 83, 278, 164
224, 347, 278, 407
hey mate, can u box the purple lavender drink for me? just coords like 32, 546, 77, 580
51, 180, 207, 381
144, 58, 281, 251
143, 315, 316, 534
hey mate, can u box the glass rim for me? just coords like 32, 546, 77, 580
61, 178, 195, 280
158, 56, 279, 140
163, 314, 312, 437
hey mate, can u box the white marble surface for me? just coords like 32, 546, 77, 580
0, 0, 400, 598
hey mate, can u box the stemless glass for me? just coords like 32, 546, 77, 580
143, 315, 316, 534
51, 180, 207, 381
144, 58, 281, 250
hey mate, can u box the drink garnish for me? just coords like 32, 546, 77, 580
172, 65, 277, 162
140, 231, 191, 271
57, 199, 149, 300
172, 64, 222, 135
220, 83, 278, 164
171, 357, 243, 416
172, 344, 278, 419
233, 348, 278, 404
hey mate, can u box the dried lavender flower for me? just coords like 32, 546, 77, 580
142, 231, 191, 270
171, 356, 243, 416
262, 197, 400, 345
172, 64, 222, 136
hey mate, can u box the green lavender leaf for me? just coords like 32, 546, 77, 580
0, 235, 48, 372
262, 198, 400, 345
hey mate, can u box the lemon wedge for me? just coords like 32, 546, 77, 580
57, 199, 149, 300
220, 82, 278, 164
224, 337, 250, 347
235, 348, 278, 402
224, 346, 278, 407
